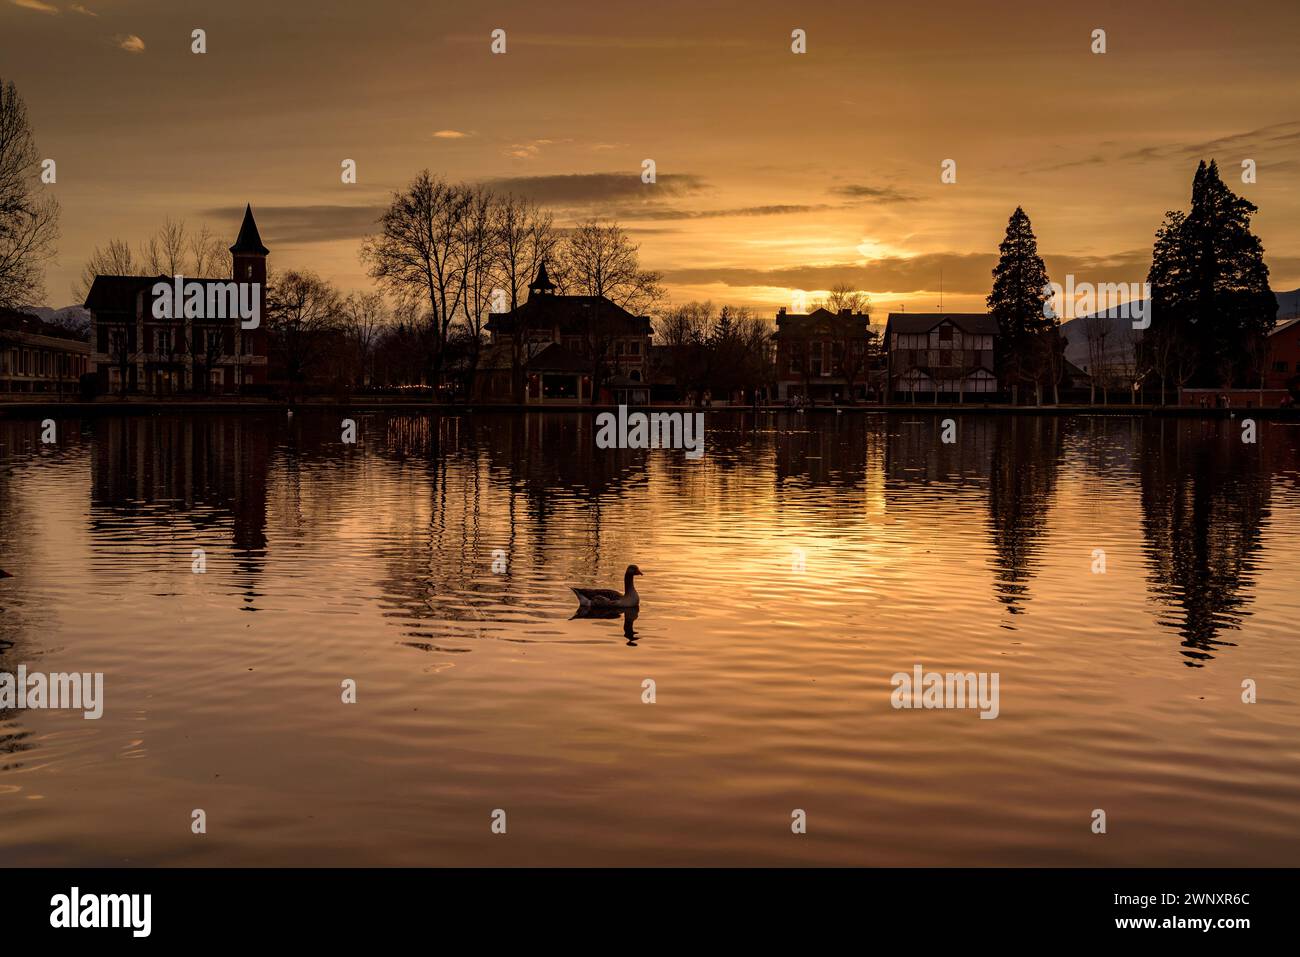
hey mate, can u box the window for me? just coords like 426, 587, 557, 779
206, 330, 223, 355
628, 341, 641, 356
1274, 361, 1289, 373
156, 330, 171, 354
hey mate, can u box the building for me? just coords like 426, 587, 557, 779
478, 265, 653, 404
773, 307, 876, 403
1264, 315, 1300, 395
85, 205, 271, 396
0, 309, 91, 396
885, 313, 1000, 400
1175, 315, 1300, 408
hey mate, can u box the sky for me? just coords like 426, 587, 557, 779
4, 0, 1300, 315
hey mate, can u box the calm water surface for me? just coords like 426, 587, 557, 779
1, 410, 1298, 865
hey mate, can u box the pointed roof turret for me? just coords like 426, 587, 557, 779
229, 204, 269, 255
530, 262, 556, 295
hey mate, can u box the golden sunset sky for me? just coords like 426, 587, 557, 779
4, 0, 1300, 314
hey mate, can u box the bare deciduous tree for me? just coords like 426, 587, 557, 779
564, 219, 663, 402
72, 238, 135, 303
266, 270, 343, 400
0, 78, 59, 308
454, 186, 500, 400
74, 220, 231, 303
340, 291, 388, 388
361, 170, 471, 391
493, 194, 559, 401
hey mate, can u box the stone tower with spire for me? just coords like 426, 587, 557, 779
228, 203, 269, 387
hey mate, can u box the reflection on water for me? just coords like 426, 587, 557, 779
1, 410, 1298, 865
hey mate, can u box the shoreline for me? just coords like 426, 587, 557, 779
1, 398, 1296, 420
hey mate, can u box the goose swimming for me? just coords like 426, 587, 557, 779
571, 565, 642, 608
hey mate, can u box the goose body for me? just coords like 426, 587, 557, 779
0, 569, 10, 578
571, 564, 642, 608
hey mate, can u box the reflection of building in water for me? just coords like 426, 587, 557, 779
1139, 419, 1270, 665
89, 414, 270, 606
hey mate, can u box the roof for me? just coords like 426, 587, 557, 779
530, 262, 556, 292
85, 274, 256, 312
775, 307, 872, 335
1271, 315, 1300, 336
885, 313, 998, 335
0, 308, 91, 348
229, 204, 269, 255
487, 294, 652, 337
84, 274, 159, 311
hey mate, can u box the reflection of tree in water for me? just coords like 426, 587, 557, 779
986, 416, 1063, 615
89, 414, 270, 608
374, 412, 651, 637
1139, 419, 1270, 666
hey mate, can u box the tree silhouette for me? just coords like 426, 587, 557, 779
987, 207, 1054, 404
1145, 160, 1276, 388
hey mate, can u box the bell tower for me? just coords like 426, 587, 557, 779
529, 262, 556, 298
228, 203, 269, 388
229, 203, 268, 286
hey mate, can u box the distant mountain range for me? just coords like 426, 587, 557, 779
1062, 287, 1300, 371
15, 305, 91, 339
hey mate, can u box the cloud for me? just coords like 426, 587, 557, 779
116, 34, 146, 54
11, 0, 59, 14
432, 130, 471, 139
1038, 120, 1300, 172
448, 32, 745, 51
663, 250, 1155, 296
201, 204, 383, 245
481, 171, 706, 204
504, 138, 558, 159
606, 203, 833, 221
829, 184, 917, 203
71, 3, 97, 14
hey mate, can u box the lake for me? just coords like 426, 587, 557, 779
1, 410, 1298, 865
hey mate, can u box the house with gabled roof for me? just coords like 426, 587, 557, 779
479, 264, 653, 404
885, 313, 1001, 401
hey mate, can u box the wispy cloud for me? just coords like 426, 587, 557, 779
448, 32, 746, 51
829, 184, 917, 203
432, 130, 472, 139
482, 171, 705, 203
1037, 120, 1300, 172
71, 2, 96, 14
610, 203, 833, 221
115, 34, 146, 54
504, 139, 557, 160
664, 250, 1156, 296
11, 0, 60, 14
202, 204, 383, 245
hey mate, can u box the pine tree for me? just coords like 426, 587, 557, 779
987, 207, 1054, 403
1146, 160, 1276, 388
